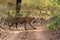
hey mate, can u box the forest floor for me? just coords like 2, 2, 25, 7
0, 23, 59, 40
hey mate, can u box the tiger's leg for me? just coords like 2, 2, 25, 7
16, 23, 18, 30
8, 25, 12, 30
24, 23, 27, 30
28, 23, 36, 29
8, 22, 12, 30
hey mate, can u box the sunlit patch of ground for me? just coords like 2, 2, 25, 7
0, 25, 57, 40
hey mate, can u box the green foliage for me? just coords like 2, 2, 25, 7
49, 15, 58, 21
18, 11, 24, 16
47, 13, 60, 30
46, 10, 51, 15
7, 12, 14, 20
48, 21, 57, 30
19, 13, 24, 16
57, 0, 60, 4
0, 0, 60, 31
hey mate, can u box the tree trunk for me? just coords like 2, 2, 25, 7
16, 0, 22, 16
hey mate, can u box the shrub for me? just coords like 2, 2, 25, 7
47, 13, 60, 30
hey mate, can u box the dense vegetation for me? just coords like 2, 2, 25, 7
0, 0, 60, 30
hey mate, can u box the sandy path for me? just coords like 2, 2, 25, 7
0, 25, 57, 40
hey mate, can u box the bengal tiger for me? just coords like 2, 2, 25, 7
7, 16, 36, 30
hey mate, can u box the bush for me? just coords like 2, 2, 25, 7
18, 11, 24, 16
47, 13, 60, 30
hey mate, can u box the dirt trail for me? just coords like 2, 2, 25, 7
0, 25, 57, 40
